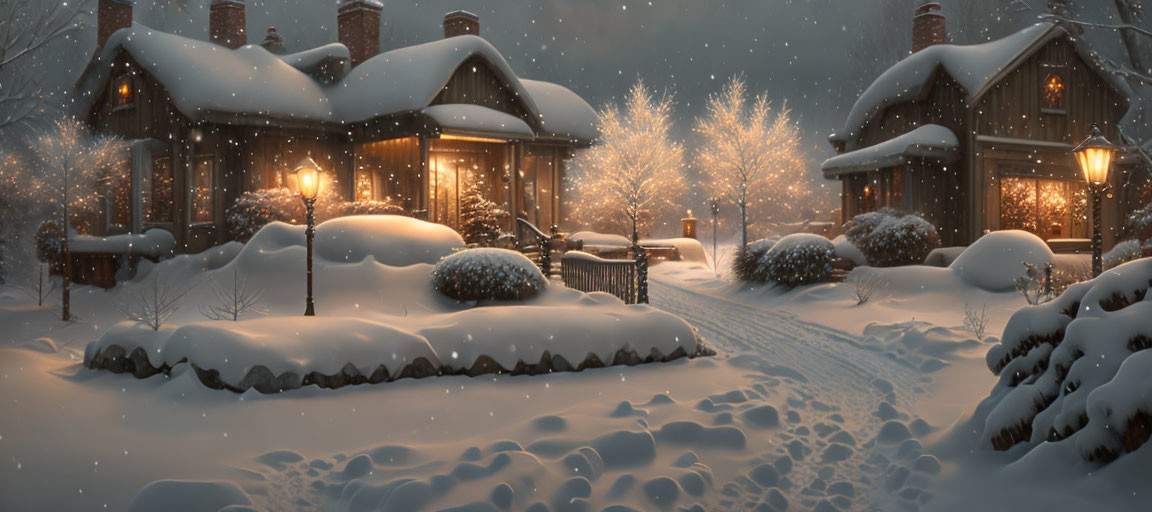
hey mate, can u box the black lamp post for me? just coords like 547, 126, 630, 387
1072, 125, 1118, 278
292, 157, 322, 316
710, 201, 720, 271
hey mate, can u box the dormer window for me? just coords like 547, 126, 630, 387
1042, 73, 1065, 113
111, 72, 134, 110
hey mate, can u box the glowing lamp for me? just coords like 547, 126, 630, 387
292, 156, 322, 200
1073, 126, 1117, 187
682, 209, 698, 239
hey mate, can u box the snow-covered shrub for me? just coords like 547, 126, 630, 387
1120, 202, 1152, 243
226, 189, 303, 242
851, 210, 940, 267
1104, 239, 1144, 270
732, 238, 776, 282
34, 221, 64, 273
951, 230, 1053, 291
842, 208, 899, 246
432, 248, 547, 301
758, 233, 835, 287
978, 258, 1152, 462
332, 198, 406, 218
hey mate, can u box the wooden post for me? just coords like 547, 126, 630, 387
635, 246, 649, 304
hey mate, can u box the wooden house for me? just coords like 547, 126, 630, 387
822, 2, 1138, 249
74, 0, 597, 254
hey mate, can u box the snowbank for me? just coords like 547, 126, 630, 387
832, 235, 867, 266
976, 258, 1152, 462
950, 230, 1053, 291
641, 238, 708, 263
69, 229, 176, 258
82, 218, 704, 392
570, 231, 632, 248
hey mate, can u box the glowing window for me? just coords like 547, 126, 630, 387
112, 73, 133, 109
1043, 73, 1064, 111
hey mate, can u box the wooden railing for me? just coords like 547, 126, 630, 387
561, 250, 648, 304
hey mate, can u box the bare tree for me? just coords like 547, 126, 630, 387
119, 274, 187, 331
964, 303, 992, 341
695, 75, 807, 248
849, 270, 887, 306
199, 270, 264, 321
569, 79, 687, 242
0, 0, 87, 133
30, 117, 129, 320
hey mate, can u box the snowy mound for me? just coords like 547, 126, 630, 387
977, 258, 1152, 462
69, 228, 176, 258
950, 230, 1053, 291
832, 235, 867, 266
239, 215, 463, 268
642, 238, 708, 263
433, 248, 547, 301
570, 231, 632, 248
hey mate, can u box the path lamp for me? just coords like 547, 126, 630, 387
292, 156, 322, 316
1073, 125, 1118, 278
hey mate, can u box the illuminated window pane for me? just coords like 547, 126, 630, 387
112, 73, 133, 109
1043, 73, 1064, 111
1000, 176, 1087, 240
191, 155, 214, 224
142, 157, 173, 224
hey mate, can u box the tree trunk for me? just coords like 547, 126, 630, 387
1114, 0, 1152, 75
61, 228, 70, 322
740, 201, 748, 249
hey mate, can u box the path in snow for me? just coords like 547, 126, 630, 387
648, 277, 939, 510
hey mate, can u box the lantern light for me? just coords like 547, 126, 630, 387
292, 156, 322, 200
1073, 125, 1117, 187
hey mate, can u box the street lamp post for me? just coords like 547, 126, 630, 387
1073, 125, 1118, 278
292, 157, 322, 316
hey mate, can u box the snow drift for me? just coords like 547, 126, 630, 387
950, 230, 1053, 291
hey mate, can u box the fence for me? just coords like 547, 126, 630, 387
560, 250, 648, 304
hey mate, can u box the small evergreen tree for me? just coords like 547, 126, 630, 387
459, 182, 505, 246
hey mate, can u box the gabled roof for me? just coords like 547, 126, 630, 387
832, 22, 1124, 144
822, 124, 959, 176
74, 24, 598, 142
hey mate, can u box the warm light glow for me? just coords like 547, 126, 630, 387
438, 134, 510, 144
687, 209, 693, 217
1043, 73, 1064, 109
292, 157, 322, 200
1075, 147, 1113, 186
118, 82, 131, 98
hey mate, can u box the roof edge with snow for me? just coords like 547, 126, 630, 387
821, 124, 959, 177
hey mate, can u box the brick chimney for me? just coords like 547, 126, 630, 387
97, 0, 133, 48
443, 11, 479, 38
338, 0, 383, 68
912, 2, 947, 53
209, 0, 246, 49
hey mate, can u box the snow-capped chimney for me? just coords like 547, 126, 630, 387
912, 2, 947, 53
443, 11, 479, 38
209, 0, 247, 49
97, 0, 133, 48
338, 0, 383, 68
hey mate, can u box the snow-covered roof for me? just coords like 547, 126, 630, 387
75, 25, 598, 142
834, 23, 1064, 143
421, 104, 535, 139
821, 124, 959, 176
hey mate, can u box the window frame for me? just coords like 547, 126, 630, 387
110, 71, 136, 112
189, 153, 217, 226
1040, 71, 1067, 115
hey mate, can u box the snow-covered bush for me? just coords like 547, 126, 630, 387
758, 233, 835, 287
432, 248, 547, 301
732, 238, 776, 282
847, 210, 940, 267
1120, 202, 1152, 243
34, 221, 64, 273
842, 208, 899, 246
226, 189, 303, 242
951, 230, 1053, 291
978, 258, 1152, 462
1104, 239, 1144, 270
332, 198, 405, 218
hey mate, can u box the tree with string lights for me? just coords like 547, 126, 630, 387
694, 75, 808, 249
29, 117, 127, 321
568, 79, 687, 243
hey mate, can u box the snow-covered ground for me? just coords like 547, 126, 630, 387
0, 228, 1147, 511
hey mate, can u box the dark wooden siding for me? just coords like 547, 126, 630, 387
429, 56, 535, 126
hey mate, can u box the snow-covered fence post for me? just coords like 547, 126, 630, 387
634, 245, 649, 304
539, 235, 551, 277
